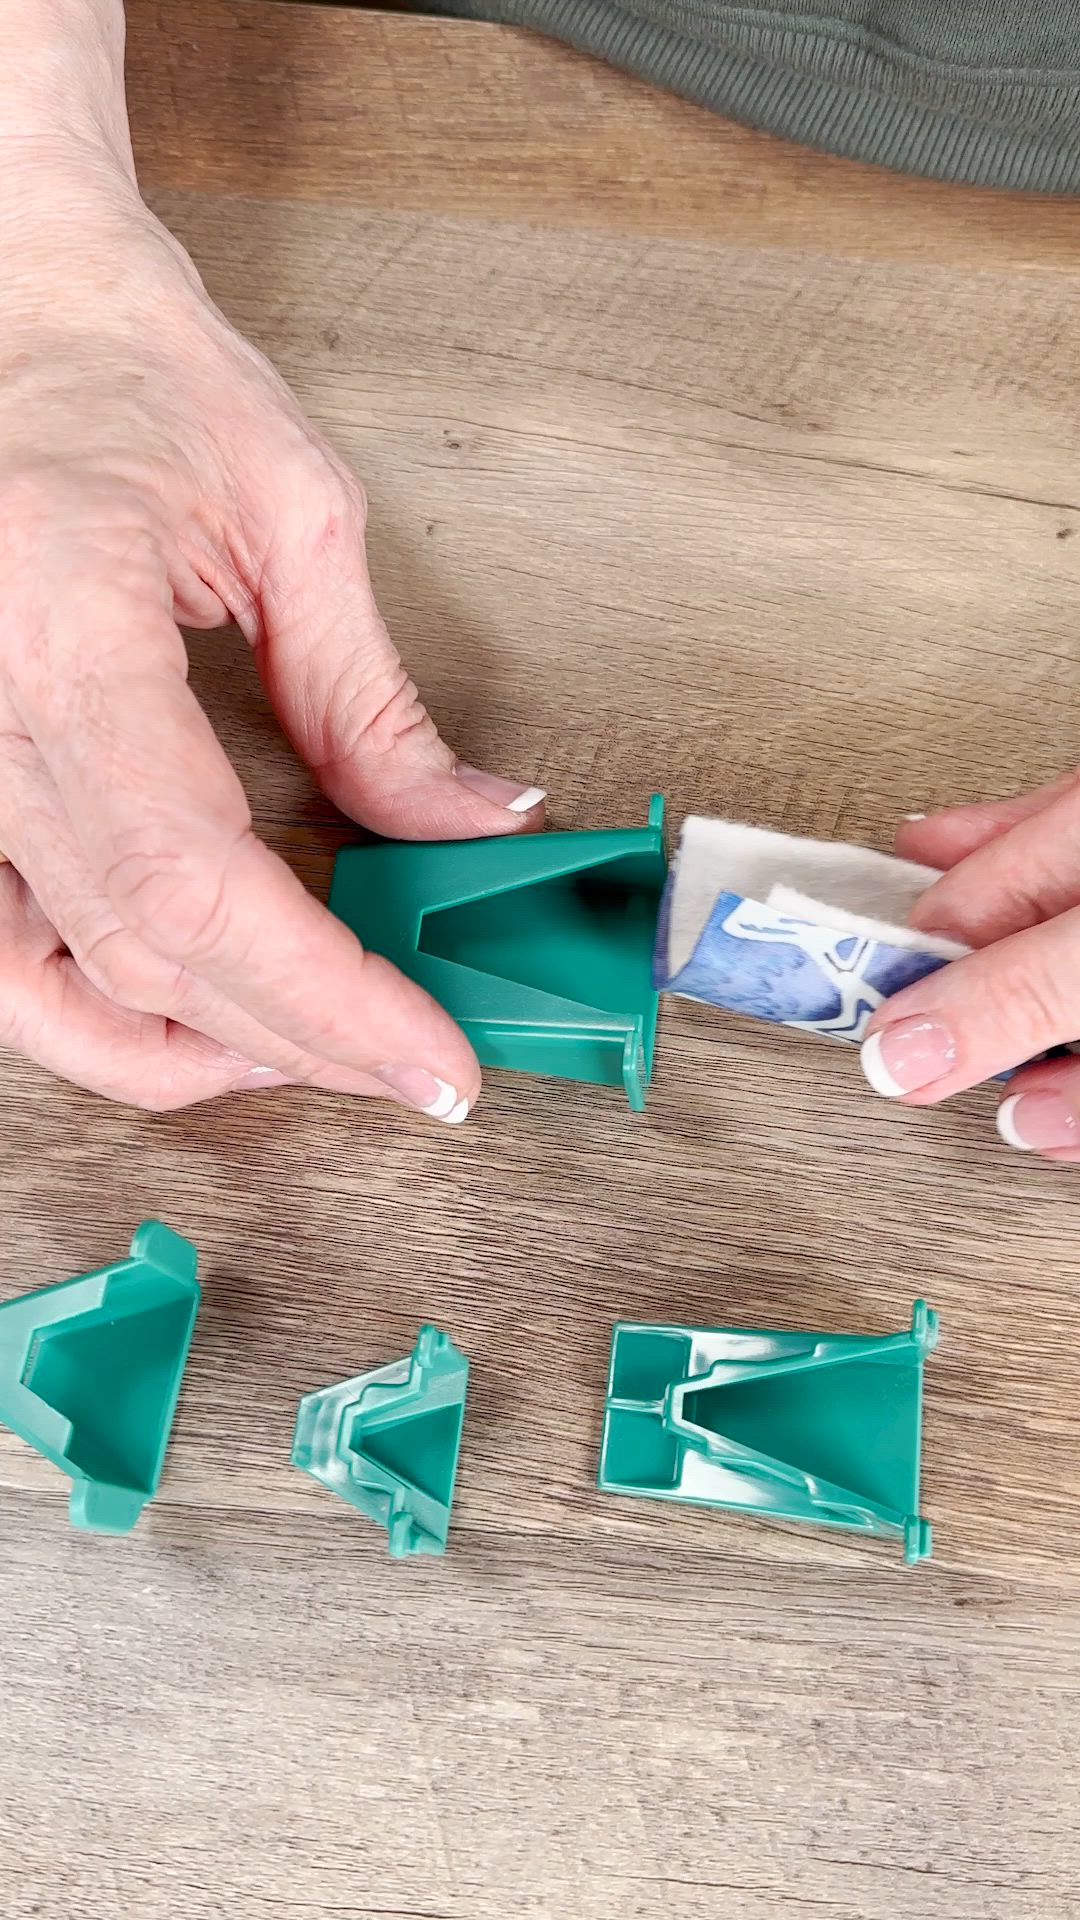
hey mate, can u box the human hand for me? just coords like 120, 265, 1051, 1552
860, 772, 1080, 1161
0, 150, 543, 1116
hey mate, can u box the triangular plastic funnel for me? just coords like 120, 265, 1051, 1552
598, 1302, 938, 1563
329, 795, 667, 1108
291, 1325, 469, 1557
0, 1221, 200, 1533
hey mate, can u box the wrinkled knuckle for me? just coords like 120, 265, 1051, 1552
104, 831, 241, 970
994, 878, 1053, 933
328, 662, 430, 769
73, 924, 142, 1004
322, 462, 368, 529
987, 953, 1073, 1050
304, 463, 368, 554
74, 922, 186, 1014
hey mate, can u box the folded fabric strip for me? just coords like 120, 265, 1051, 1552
653, 817, 968, 1044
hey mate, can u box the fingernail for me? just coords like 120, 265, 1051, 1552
232, 1067, 291, 1092
997, 1090, 1080, 1152
861, 1018, 957, 1098
903, 812, 927, 822
453, 763, 546, 814
375, 1065, 471, 1124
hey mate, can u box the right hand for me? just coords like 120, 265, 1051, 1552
861, 773, 1080, 1162
0, 143, 544, 1118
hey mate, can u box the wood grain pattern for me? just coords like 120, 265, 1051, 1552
3, 2, 1080, 1916
128, 0, 1080, 268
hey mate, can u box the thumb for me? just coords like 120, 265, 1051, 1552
256, 481, 545, 839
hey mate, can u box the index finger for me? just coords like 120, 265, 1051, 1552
907, 780, 1080, 948
896, 771, 1079, 872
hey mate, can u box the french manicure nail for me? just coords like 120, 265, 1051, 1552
861, 1018, 957, 1098
375, 1064, 471, 1124
997, 1090, 1080, 1152
453, 762, 546, 814
232, 1067, 291, 1092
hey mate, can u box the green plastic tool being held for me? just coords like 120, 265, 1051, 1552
329, 795, 667, 1109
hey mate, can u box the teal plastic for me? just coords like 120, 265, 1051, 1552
0, 1221, 200, 1534
329, 795, 667, 1109
598, 1300, 938, 1563
292, 1325, 469, 1557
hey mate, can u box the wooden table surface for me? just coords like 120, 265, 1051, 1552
4, 4, 1080, 1915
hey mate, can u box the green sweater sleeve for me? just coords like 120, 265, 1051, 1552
443, 0, 1080, 193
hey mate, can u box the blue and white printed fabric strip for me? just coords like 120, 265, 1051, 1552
653, 817, 967, 1046
657, 886, 952, 1040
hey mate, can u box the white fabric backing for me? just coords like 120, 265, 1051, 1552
666, 818, 969, 975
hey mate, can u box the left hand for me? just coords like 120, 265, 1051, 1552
860, 771, 1080, 1162
0, 144, 545, 1115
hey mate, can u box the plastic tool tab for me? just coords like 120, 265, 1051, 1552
0, 1220, 200, 1533
329, 795, 667, 1109
291, 1325, 469, 1557
598, 1301, 938, 1563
